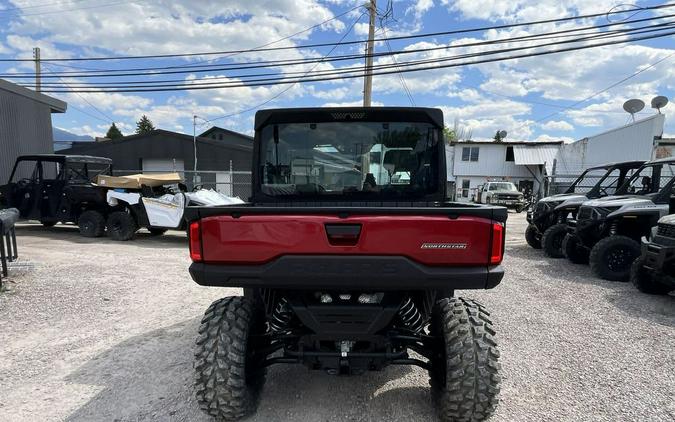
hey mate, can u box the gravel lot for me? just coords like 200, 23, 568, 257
0, 212, 674, 422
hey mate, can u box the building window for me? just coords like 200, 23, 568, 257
461, 179, 470, 198
505, 146, 514, 162
462, 146, 479, 162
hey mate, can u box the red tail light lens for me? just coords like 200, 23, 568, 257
189, 221, 203, 262
490, 222, 505, 265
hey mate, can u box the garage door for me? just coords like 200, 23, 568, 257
141, 159, 184, 173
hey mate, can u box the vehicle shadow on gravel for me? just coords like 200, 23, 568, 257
64, 318, 439, 422
510, 243, 675, 327
15, 224, 187, 248
604, 290, 675, 328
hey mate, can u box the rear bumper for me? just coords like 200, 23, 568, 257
189, 256, 504, 290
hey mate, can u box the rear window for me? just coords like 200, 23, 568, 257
258, 121, 441, 200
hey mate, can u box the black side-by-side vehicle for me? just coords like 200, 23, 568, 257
0, 154, 113, 236
525, 161, 644, 258
630, 214, 675, 294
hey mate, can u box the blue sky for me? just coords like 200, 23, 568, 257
0, 0, 673, 141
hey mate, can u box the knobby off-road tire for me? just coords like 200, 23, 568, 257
542, 223, 567, 258
106, 211, 137, 241
525, 224, 542, 249
195, 296, 266, 421
78, 210, 105, 237
630, 257, 674, 295
429, 297, 500, 422
590, 235, 641, 282
562, 234, 589, 265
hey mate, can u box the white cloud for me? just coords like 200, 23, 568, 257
438, 99, 533, 139
534, 133, 575, 143
541, 120, 574, 131
322, 100, 384, 107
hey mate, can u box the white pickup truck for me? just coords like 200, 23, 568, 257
475, 181, 526, 212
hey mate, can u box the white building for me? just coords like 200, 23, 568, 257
553, 113, 667, 175
447, 141, 562, 201
446, 111, 672, 201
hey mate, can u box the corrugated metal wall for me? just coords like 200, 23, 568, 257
554, 114, 665, 174
0, 90, 54, 182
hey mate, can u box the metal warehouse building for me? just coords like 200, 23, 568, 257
59, 128, 254, 196
0, 79, 67, 182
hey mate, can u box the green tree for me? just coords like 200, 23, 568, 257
494, 130, 504, 142
443, 126, 457, 144
135, 115, 156, 134
105, 122, 123, 140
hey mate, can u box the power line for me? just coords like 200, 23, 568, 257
2, 2, 674, 62
380, 24, 415, 106
8, 15, 675, 81
205, 11, 367, 122
4, 4, 364, 74
42, 64, 116, 123
0, 0, 147, 22
27, 25, 675, 92
0, 0, 92, 15
527, 51, 675, 127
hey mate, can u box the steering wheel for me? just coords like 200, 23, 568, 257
192, 184, 204, 192
16, 178, 33, 188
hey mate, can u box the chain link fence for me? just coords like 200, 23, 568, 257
546, 174, 604, 196
113, 169, 252, 200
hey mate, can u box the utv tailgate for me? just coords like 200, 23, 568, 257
188, 206, 506, 290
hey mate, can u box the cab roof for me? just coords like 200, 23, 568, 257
17, 154, 112, 165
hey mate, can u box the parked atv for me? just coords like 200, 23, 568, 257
630, 214, 675, 295
525, 161, 643, 258
186, 107, 505, 421
0, 154, 113, 237
566, 157, 675, 281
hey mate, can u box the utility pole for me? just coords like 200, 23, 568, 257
362, 0, 376, 107
33, 47, 41, 92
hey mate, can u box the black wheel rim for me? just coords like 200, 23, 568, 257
606, 247, 633, 272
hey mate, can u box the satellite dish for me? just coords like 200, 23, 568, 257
498, 130, 507, 139
623, 99, 645, 122
651, 96, 669, 113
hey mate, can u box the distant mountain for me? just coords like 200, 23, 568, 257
53, 127, 93, 142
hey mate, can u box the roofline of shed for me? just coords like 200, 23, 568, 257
199, 125, 253, 141
0, 78, 67, 113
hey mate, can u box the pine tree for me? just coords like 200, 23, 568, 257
135, 115, 156, 134
105, 122, 123, 140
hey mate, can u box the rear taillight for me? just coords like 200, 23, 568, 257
490, 222, 505, 265
189, 221, 203, 262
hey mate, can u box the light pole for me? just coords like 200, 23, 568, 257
192, 114, 209, 186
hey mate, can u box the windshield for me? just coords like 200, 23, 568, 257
259, 121, 441, 199
488, 182, 517, 191
66, 162, 112, 183
621, 162, 675, 195
570, 168, 608, 193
